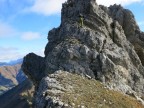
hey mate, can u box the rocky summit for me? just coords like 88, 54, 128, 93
22, 0, 144, 107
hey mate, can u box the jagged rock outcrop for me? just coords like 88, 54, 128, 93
22, 0, 144, 107
22, 53, 45, 84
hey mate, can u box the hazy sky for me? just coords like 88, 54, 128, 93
0, 0, 144, 62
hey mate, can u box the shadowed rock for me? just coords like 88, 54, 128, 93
22, 53, 45, 85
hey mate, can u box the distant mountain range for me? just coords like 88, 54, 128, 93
0, 58, 34, 108
0, 58, 23, 67
0, 58, 26, 95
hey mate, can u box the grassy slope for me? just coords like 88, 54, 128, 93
1, 72, 143, 108
49, 72, 144, 108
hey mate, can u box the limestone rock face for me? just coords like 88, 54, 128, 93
22, 0, 144, 107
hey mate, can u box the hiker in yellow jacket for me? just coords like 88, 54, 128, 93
79, 13, 84, 27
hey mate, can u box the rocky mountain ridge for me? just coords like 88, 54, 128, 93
22, 0, 144, 107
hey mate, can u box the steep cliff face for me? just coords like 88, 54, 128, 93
22, 0, 144, 107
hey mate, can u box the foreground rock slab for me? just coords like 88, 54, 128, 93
34, 71, 144, 108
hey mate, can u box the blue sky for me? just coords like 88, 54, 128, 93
0, 0, 144, 62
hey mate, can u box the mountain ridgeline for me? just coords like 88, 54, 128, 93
0, 59, 34, 108
22, 0, 144, 107
0, 63, 26, 95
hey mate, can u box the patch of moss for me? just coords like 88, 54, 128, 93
20, 87, 34, 108
0, 86, 8, 91
65, 38, 80, 45
0, 86, 8, 95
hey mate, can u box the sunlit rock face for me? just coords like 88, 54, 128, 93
22, 0, 144, 107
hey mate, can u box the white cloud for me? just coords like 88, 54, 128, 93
0, 47, 23, 62
0, 47, 45, 62
97, 0, 142, 6
138, 21, 144, 26
0, 22, 16, 37
24, 0, 66, 16
23, 0, 143, 16
21, 32, 41, 40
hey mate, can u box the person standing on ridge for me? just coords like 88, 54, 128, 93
79, 13, 84, 27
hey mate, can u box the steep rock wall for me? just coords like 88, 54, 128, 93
22, 0, 144, 106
